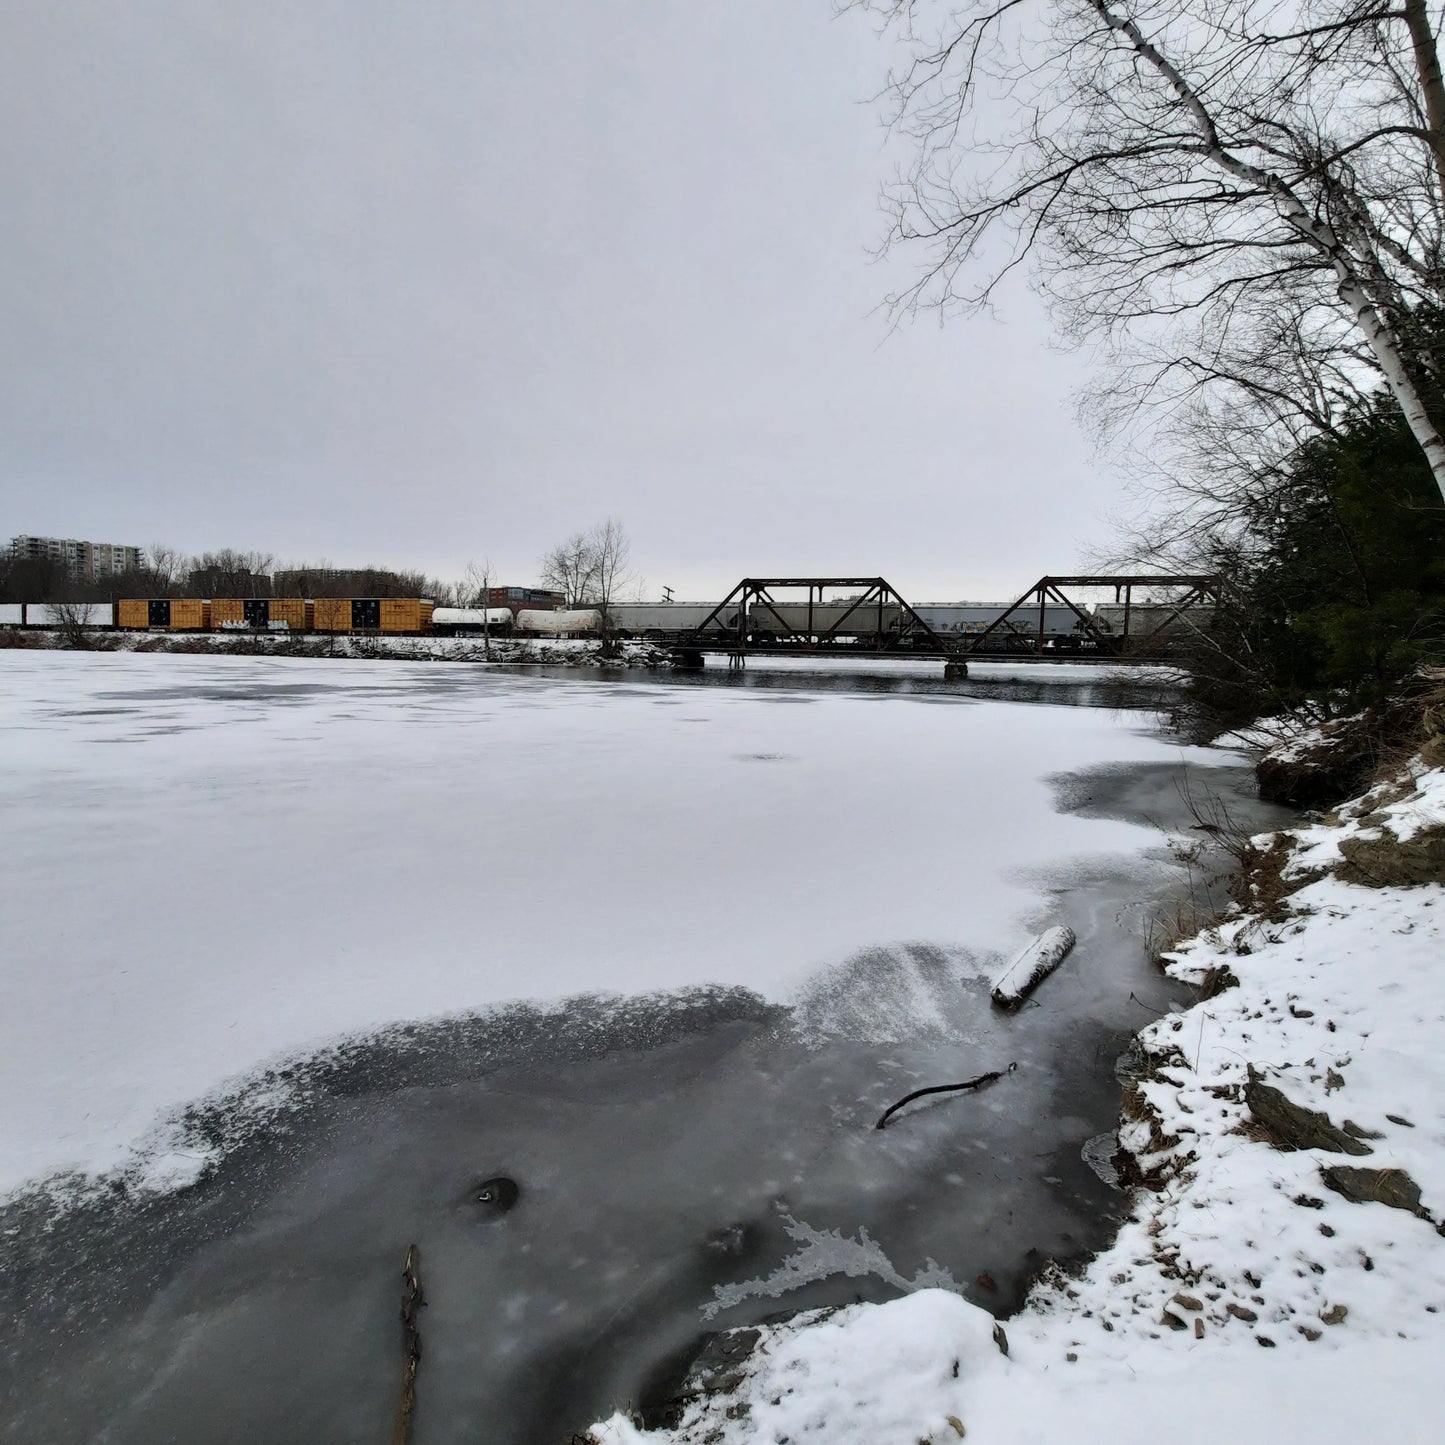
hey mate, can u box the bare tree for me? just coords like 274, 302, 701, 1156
188, 548, 275, 597
538, 532, 601, 608
538, 520, 635, 649
856, 0, 1445, 502
462, 557, 495, 658
146, 544, 187, 595
588, 518, 634, 652
49, 596, 99, 649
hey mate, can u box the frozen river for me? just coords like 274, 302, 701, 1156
0, 652, 1288, 1442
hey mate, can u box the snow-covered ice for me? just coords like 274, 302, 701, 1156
0, 649, 1223, 1198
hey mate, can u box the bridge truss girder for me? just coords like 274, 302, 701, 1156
962, 574, 1219, 657
682, 577, 961, 658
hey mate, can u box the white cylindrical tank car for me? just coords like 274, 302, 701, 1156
515, 608, 602, 636
430, 607, 514, 636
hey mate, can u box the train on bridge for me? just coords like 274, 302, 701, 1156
1, 595, 1205, 653
603, 599, 1205, 653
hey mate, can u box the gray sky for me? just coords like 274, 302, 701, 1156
0, 1, 1126, 603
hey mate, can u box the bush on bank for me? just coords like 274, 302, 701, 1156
1178, 392, 1445, 746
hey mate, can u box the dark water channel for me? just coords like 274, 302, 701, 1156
523, 657, 1178, 713
1, 668, 1292, 1445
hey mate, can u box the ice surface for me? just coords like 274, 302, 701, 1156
0, 651, 1233, 1198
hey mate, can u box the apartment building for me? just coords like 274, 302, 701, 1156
9, 535, 143, 581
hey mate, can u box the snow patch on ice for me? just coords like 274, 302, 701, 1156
703, 1212, 964, 1320
787, 944, 991, 1046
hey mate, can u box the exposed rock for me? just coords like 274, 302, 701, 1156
1226, 1302, 1258, 1323
1342, 1120, 1384, 1140
1197, 965, 1240, 1000
638, 1327, 763, 1429
1337, 825, 1445, 888
1321, 1304, 1348, 1326
1245, 1077, 1374, 1156
1321, 1164, 1428, 1218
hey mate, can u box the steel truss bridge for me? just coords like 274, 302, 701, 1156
662, 574, 1218, 670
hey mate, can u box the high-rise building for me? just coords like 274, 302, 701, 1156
9, 535, 143, 581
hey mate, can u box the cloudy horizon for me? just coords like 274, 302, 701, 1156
1, 1, 1132, 605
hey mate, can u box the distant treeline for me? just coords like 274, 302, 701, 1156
0, 547, 458, 605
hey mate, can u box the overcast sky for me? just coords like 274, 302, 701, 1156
0, 1, 1127, 602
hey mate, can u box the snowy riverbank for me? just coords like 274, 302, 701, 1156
1, 626, 673, 667
589, 750, 1445, 1444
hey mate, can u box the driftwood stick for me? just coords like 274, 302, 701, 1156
874, 1062, 1018, 1130
392, 1244, 425, 1445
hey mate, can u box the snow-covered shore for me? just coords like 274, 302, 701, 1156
590, 751, 1445, 1444
1, 626, 671, 666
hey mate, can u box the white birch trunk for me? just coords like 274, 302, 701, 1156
1090, 1, 1445, 507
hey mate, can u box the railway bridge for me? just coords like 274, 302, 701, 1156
663, 574, 1218, 675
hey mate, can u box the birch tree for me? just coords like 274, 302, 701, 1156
857, 0, 1445, 503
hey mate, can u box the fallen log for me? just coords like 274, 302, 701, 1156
393, 1244, 424, 1445
875, 1062, 1017, 1130
991, 927, 1076, 1009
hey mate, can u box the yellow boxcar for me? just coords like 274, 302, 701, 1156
117, 599, 149, 629
270, 598, 312, 630
210, 598, 246, 627
313, 598, 350, 631
380, 598, 435, 633
168, 599, 210, 630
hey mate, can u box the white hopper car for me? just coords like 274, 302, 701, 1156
605, 603, 744, 638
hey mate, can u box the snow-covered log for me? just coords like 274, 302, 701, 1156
991, 926, 1076, 1009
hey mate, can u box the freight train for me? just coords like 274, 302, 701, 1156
1, 596, 1207, 649
603, 600, 1204, 650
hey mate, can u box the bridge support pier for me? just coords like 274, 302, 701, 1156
671, 648, 705, 671
944, 660, 969, 680
727, 651, 746, 671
